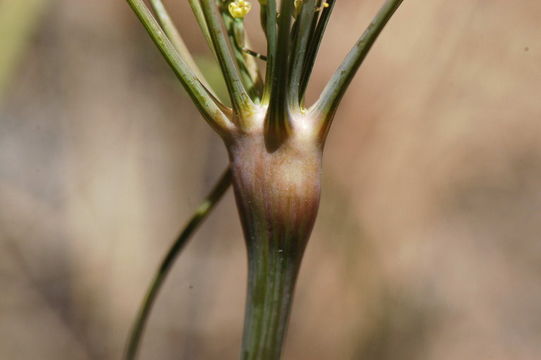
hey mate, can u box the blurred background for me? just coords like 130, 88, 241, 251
1, 0, 540, 359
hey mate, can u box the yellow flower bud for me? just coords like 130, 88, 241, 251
228, 0, 252, 19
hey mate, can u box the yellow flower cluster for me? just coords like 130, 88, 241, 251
228, 0, 252, 19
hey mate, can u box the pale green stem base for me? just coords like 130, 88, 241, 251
228, 135, 322, 360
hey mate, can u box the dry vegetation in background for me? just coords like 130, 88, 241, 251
1, 1, 540, 359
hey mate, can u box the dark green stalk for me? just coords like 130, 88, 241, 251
294, 0, 321, 105
124, 168, 232, 360
223, 15, 263, 101
200, 0, 254, 117
126, 0, 233, 134
299, 0, 335, 100
188, 0, 214, 50
314, 0, 404, 134
265, 0, 295, 149
259, 0, 278, 104
288, 0, 317, 110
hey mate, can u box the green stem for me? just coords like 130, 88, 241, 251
149, 0, 198, 75
149, 0, 213, 90
228, 135, 322, 360
314, 0, 404, 132
200, 0, 254, 117
260, 0, 278, 104
299, 0, 336, 101
224, 17, 263, 101
188, 0, 214, 51
265, 0, 295, 149
241, 243, 301, 360
126, 0, 233, 134
289, 0, 317, 111
124, 167, 232, 360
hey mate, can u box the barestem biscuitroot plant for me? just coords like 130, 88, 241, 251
124, 0, 404, 359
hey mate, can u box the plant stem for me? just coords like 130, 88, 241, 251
125, 1, 408, 358
241, 239, 301, 360
259, 0, 278, 104
124, 167, 232, 360
188, 0, 214, 51
149, 0, 208, 86
266, 0, 295, 143
200, 0, 254, 117
299, 0, 336, 100
126, 0, 233, 133
228, 135, 322, 360
314, 0, 404, 127
289, 0, 317, 111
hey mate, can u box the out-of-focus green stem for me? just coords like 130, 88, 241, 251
124, 167, 232, 360
0, 0, 48, 102
314, 0, 404, 133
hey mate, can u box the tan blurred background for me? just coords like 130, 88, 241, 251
1, 0, 540, 359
